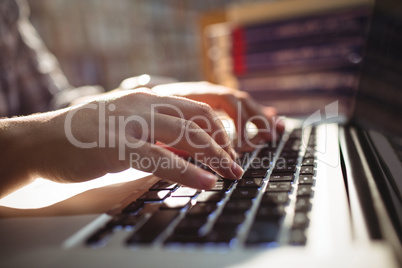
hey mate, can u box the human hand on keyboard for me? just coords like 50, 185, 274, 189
0, 88, 247, 197
152, 81, 285, 145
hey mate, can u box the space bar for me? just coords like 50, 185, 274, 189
126, 210, 179, 245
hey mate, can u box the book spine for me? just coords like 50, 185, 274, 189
237, 69, 359, 93
235, 7, 370, 45
233, 38, 364, 75
227, 0, 371, 26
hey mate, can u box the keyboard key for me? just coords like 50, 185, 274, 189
231, 188, 258, 199
126, 210, 179, 244
265, 182, 292, 192
300, 166, 314, 175
237, 178, 263, 188
289, 229, 307, 245
295, 198, 311, 212
297, 185, 313, 197
106, 214, 144, 229
304, 152, 316, 158
166, 233, 206, 244
171, 187, 199, 197
149, 180, 177, 191
272, 164, 296, 173
222, 200, 253, 213
196, 191, 224, 203
122, 201, 144, 214
307, 139, 316, 147
160, 197, 191, 209
261, 192, 289, 205
258, 147, 277, 156
205, 229, 237, 243
246, 221, 279, 245
269, 173, 294, 182
137, 190, 170, 201
286, 139, 301, 146
282, 144, 300, 152
243, 169, 267, 178
302, 158, 315, 166
238, 151, 252, 158
285, 158, 298, 164
289, 128, 302, 138
187, 203, 217, 216
86, 227, 113, 247
280, 151, 299, 158
214, 213, 245, 229
292, 212, 309, 229
249, 158, 271, 170
210, 180, 233, 191
298, 175, 314, 185
256, 205, 285, 220
174, 217, 208, 234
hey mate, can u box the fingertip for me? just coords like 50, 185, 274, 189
276, 120, 286, 133
231, 161, 244, 179
199, 171, 218, 190
263, 106, 277, 117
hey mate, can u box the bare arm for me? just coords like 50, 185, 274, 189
0, 115, 43, 197
0, 89, 243, 198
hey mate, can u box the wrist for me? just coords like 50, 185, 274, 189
0, 112, 57, 197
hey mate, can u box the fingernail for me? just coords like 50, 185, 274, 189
200, 172, 218, 189
231, 161, 244, 179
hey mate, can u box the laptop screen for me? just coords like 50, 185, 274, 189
353, 0, 402, 136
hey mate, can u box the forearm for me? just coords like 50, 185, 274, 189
0, 113, 53, 198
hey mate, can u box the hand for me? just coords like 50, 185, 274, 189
152, 82, 285, 148
0, 89, 244, 197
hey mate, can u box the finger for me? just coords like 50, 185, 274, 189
150, 114, 243, 180
124, 139, 219, 189
208, 93, 250, 142
151, 95, 235, 159
155, 142, 191, 158
264, 107, 285, 134
240, 96, 273, 140
238, 92, 286, 142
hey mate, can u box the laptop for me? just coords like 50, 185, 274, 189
0, 0, 400, 267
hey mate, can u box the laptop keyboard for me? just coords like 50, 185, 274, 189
86, 127, 317, 248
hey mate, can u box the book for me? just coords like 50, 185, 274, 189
238, 68, 359, 94
233, 37, 365, 75
202, 0, 373, 115
230, 6, 369, 75
227, 0, 372, 26
231, 7, 370, 54
255, 94, 352, 116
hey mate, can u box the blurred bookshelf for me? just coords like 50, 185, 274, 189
203, 0, 374, 116
27, 0, 265, 90
28, 0, 374, 117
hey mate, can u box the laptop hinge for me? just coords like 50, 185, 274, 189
340, 125, 402, 264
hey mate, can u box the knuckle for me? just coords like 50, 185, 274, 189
187, 120, 199, 131
240, 91, 250, 99
187, 123, 204, 140
211, 145, 226, 159
175, 118, 190, 132
196, 102, 214, 117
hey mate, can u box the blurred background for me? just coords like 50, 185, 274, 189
27, 0, 262, 90
27, 0, 371, 116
